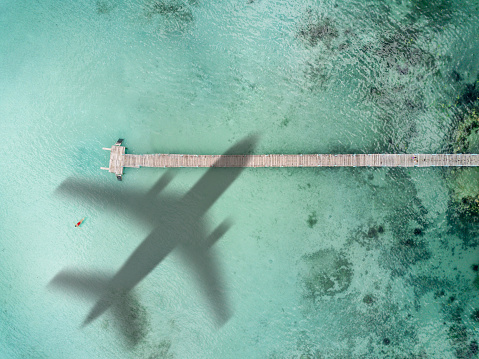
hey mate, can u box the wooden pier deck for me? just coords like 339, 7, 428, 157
101, 141, 479, 180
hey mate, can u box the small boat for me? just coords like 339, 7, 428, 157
115, 138, 124, 146
75, 218, 86, 227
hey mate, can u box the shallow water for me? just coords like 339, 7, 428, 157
2, 0, 479, 357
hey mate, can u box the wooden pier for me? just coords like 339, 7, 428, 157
101, 140, 479, 180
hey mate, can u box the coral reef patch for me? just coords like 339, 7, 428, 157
299, 249, 353, 300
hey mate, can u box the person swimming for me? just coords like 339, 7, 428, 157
75, 218, 85, 227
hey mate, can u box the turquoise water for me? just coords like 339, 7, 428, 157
2, 0, 479, 357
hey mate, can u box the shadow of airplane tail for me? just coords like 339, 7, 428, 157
179, 217, 234, 327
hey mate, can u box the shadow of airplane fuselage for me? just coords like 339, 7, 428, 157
49, 135, 258, 344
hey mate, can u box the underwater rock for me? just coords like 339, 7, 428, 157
143, 0, 194, 32
297, 12, 338, 47
307, 211, 318, 228
303, 60, 332, 92
404, 98, 423, 112
383, 337, 391, 345
397, 65, 409, 75
296, 10, 352, 92
410, 275, 451, 301
471, 309, 479, 322
147, 339, 174, 359
348, 223, 386, 250
446, 204, 479, 247
471, 340, 479, 355
447, 316, 478, 359
472, 264, 479, 272
385, 237, 431, 276
459, 83, 479, 108
451, 70, 462, 82
146, 0, 192, 17
473, 275, 479, 290
369, 87, 384, 98
115, 291, 150, 347
449, 323, 468, 343
402, 238, 415, 247
279, 117, 291, 128
367, 227, 378, 238
413, 228, 423, 236
283, 331, 324, 359
363, 294, 376, 305
299, 249, 353, 300
376, 25, 434, 69
96, 0, 115, 14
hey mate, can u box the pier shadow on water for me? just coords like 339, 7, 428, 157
49, 134, 258, 346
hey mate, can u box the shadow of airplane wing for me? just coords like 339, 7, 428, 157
180, 134, 258, 218
49, 270, 109, 297
56, 171, 175, 225
56, 178, 140, 206
49, 270, 148, 347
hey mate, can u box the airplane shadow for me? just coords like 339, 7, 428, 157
49, 134, 258, 346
